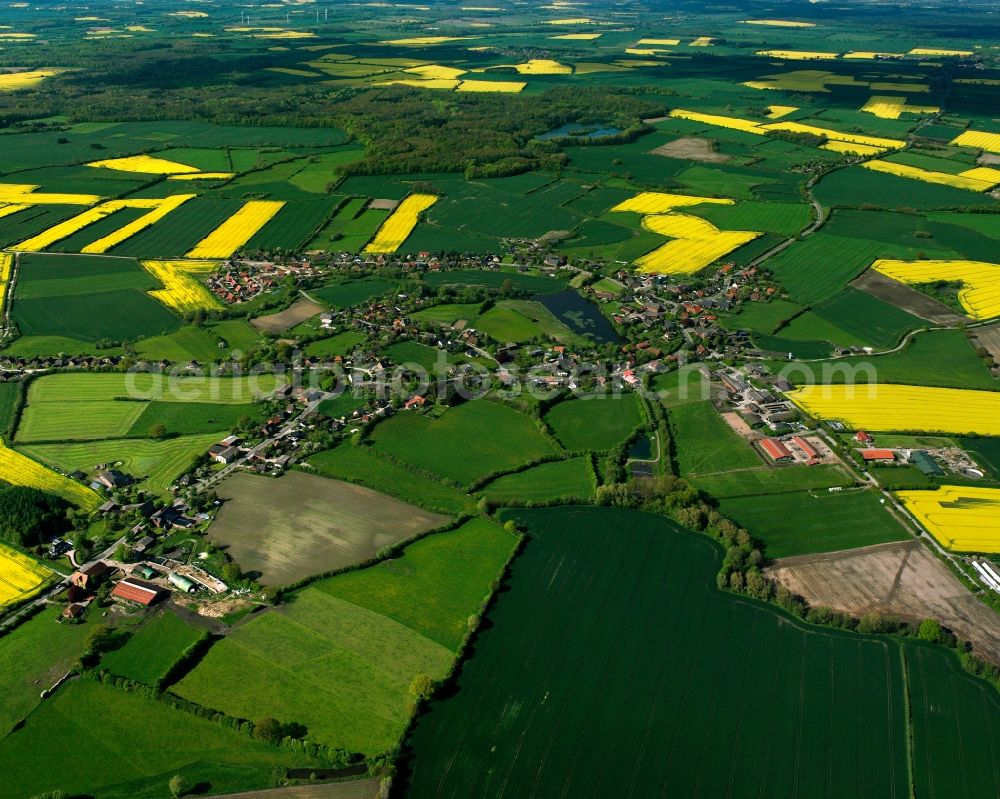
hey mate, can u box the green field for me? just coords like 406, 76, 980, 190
401, 506, 992, 798
370, 400, 558, 486
0, 611, 96, 736
479, 457, 595, 503
304, 330, 367, 358
475, 300, 580, 344
125, 400, 257, 437
0, 679, 318, 799
16, 373, 281, 443
0, 382, 19, 435
175, 519, 517, 754
544, 394, 643, 451
98, 611, 203, 685
18, 433, 220, 496
719, 488, 910, 558
311, 277, 399, 309
670, 400, 761, 476
308, 442, 477, 516
10, 254, 182, 344
770, 330, 997, 391
693, 464, 856, 499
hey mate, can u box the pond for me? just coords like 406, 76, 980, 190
629, 433, 654, 460
534, 290, 622, 344
537, 123, 623, 141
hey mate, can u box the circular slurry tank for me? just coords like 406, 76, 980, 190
963, 468, 984, 479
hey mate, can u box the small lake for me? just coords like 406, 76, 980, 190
535, 290, 622, 344
537, 123, 623, 141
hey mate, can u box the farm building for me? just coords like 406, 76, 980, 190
760, 438, 794, 463
70, 561, 111, 590
169, 573, 198, 594
791, 436, 819, 462
861, 449, 896, 463
111, 577, 162, 606
856, 431, 874, 444
909, 450, 945, 477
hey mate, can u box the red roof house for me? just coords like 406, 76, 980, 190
861, 449, 895, 462
111, 578, 162, 606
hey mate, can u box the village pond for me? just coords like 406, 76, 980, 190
534, 290, 621, 344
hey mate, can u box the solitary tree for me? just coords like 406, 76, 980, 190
168, 774, 189, 798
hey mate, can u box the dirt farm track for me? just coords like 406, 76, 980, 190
767, 539, 1000, 665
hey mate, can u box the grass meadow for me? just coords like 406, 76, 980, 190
0, 679, 317, 799
18, 433, 220, 495
544, 394, 643, 451
719, 488, 910, 558
479, 457, 595, 503
669, 400, 761, 476
308, 442, 477, 516
176, 519, 516, 754
370, 400, 557, 486
98, 611, 203, 685
0, 612, 97, 736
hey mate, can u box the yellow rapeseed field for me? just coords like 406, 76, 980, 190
950, 130, 1000, 154
689, 37, 714, 46
669, 109, 764, 134
762, 120, 905, 150
637, 38, 680, 46
0, 69, 59, 91
186, 200, 286, 258
0, 252, 12, 317
81, 194, 195, 253
87, 154, 200, 174
896, 486, 1000, 553
544, 18, 593, 25
669, 109, 906, 151
786, 384, 1000, 436
757, 50, 840, 60
765, 105, 798, 119
908, 47, 973, 57
821, 141, 888, 156
169, 10, 209, 17
871, 259, 1000, 320
0, 542, 50, 610
0, 441, 101, 511
14, 197, 193, 253
0, 184, 100, 205
861, 95, 939, 119
861, 159, 1000, 191
364, 194, 438, 254
612, 196, 760, 275
742, 19, 815, 27
503, 59, 573, 75
456, 80, 526, 92
0, 204, 30, 219
381, 36, 472, 45
168, 172, 235, 180
612, 192, 733, 214
634, 224, 760, 275
550, 33, 601, 40
376, 78, 461, 90
405, 64, 467, 80
843, 52, 904, 59
142, 260, 223, 314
